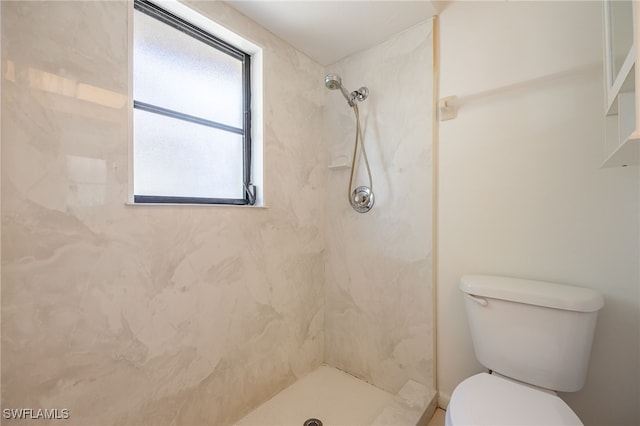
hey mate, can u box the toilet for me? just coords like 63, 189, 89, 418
446, 275, 604, 426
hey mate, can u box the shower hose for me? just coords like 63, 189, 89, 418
348, 104, 373, 209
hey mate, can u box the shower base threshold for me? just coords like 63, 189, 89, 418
234, 365, 437, 426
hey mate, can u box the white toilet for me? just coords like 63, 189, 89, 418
446, 275, 604, 426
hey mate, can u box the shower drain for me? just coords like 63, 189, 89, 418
303, 418, 323, 426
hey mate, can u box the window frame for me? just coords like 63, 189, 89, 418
132, 0, 255, 206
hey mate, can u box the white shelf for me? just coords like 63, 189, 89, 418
328, 164, 351, 170
602, 0, 639, 168
601, 131, 640, 168
328, 154, 351, 170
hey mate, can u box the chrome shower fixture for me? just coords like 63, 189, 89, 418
325, 73, 374, 213
324, 73, 368, 107
351, 186, 374, 213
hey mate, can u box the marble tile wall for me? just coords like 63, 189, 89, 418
324, 20, 434, 394
1, 1, 325, 425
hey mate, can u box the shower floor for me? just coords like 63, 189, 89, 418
234, 365, 436, 426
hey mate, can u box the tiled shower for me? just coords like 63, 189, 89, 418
1, 1, 434, 425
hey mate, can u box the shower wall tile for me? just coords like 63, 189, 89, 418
1, 1, 325, 425
324, 20, 434, 394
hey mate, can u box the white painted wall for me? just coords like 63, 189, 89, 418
437, 2, 640, 425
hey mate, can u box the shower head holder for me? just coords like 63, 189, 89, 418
352, 87, 368, 103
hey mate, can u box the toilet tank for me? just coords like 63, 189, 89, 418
460, 275, 604, 392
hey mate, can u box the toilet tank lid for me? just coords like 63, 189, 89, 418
459, 275, 604, 312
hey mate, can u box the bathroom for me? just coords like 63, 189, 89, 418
1, 0, 638, 425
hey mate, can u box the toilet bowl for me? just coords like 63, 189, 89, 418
447, 275, 604, 426
445, 373, 582, 426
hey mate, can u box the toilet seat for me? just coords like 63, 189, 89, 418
446, 373, 583, 426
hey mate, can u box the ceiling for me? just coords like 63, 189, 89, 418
224, 1, 441, 66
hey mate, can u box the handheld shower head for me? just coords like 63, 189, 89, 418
325, 74, 342, 90
325, 73, 355, 106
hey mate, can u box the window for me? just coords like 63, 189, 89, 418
133, 0, 255, 205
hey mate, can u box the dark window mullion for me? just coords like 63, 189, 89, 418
134, 100, 244, 135
242, 54, 253, 204
134, 0, 245, 60
135, 195, 248, 205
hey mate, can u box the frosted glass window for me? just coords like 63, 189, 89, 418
134, 110, 244, 199
134, 10, 243, 128
132, 0, 253, 205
